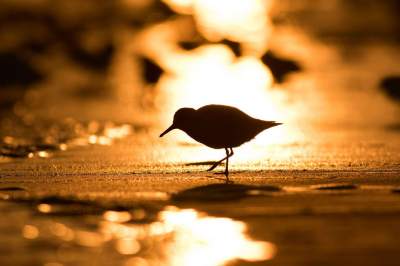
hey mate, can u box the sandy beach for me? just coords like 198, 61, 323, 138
1, 130, 400, 266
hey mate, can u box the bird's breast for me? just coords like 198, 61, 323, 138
182, 120, 260, 149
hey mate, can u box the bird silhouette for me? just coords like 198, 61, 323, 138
160, 104, 282, 181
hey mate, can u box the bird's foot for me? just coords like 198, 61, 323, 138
224, 170, 232, 183
209, 172, 233, 183
213, 172, 226, 175
211, 170, 230, 177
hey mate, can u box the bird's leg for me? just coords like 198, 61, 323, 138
225, 149, 229, 180
207, 149, 228, 171
224, 148, 234, 182
207, 148, 232, 171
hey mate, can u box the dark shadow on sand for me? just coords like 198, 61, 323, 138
385, 123, 400, 132
380, 75, 400, 102
172, 183, 281, 201
185, 161, 224, 166
392, 188, 400, 194
311, 183, 357, 190
0, 186, 26, 191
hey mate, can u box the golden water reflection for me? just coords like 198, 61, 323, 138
100, 206, 276, 266
158, 206, 276, 265
22, 224, 39, 239
23, 205, 276, 265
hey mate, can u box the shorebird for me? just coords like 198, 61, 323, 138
160, 104, 282, 181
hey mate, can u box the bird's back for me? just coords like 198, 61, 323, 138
184, 105, 280, 148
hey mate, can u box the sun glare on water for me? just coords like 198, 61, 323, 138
100, 206, 276, 266
159, 207, 276, 266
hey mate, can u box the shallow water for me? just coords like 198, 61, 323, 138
0, 200, 277, 266
2, 175, 400, 266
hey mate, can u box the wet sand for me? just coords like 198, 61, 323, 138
1, 132, 400, 266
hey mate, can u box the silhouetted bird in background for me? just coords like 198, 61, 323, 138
160, 104, 282, 181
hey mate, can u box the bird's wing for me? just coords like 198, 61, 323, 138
197, 105, 280, 128
188, 105, 281, 148
196, 104, 252, 121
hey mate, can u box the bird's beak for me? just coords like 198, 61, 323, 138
159, 124, 176, 137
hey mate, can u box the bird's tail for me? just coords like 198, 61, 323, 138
257, 120, 282, 130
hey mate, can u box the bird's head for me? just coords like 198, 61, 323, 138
159, 107, 196, 137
